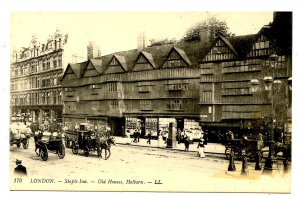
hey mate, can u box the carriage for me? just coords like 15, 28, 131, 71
10, 122, 31, 149
71, 129, 115, 159
35, 132, 66, 161
224, 137, 264, 161
34, 127, 65, 161
71, 130, 100, 157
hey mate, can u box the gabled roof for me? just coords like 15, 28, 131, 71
113, 55, 128, 71
226, 34, 257, 58
140, 51, 156, 68
219, 36, 239, 57
69, 62, 88, 78
90, 59, 104, 74
173, 47, 192, 66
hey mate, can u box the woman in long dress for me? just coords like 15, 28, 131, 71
197, 138, 205, 158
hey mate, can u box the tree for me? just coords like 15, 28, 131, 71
180, 16, 235, 42
148, 38, 178, 47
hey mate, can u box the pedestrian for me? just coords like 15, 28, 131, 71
137, 128, 141, 143
197, 138, 205, 158
158, 133, 163, 147
147, 131, 152, 144
184, 135, 189, 152
14, 159, 27, 176
133, 130, 137, 143
126, 130, 131, 144
164, 131, 168, 144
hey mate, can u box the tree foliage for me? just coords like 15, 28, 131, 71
181, 16, 235, 42
148, 38, 178, 47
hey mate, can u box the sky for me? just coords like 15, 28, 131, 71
11, 12, 273, 57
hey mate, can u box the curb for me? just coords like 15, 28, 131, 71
116, 142, 226, 158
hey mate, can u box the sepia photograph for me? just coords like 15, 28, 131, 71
4, 4, 295, 195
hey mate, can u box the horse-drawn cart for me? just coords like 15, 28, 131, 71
35, 131, 65, 161
71, 130, 115, 159
224, 137, 264, 161
10, 123, 31, 149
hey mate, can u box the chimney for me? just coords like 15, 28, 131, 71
199, 25, 210, 45
87, 41, 101, 60
137, 31, 146, 51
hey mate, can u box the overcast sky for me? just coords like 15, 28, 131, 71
11, 12, 273, 57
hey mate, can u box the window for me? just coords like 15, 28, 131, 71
53, 91, 57, 104
108, 83, 117, 92
110, 101, 119, 109
58, 57, 62, 67
167, 99, 183, 111
43, 61, 46, 70
222, 82, 251, 96
208, 106, 212, 114
46, 92, 50, 104
65, 88, 75, 97
201, 91, 212, 103
58, 91, 62, 104
90, 85, 99, 95
138, 82, 152, 93
140, 100, 152, 111
53, 59, 57, 68
47, 60, 50, 70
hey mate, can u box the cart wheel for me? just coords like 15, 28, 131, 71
58, 147, 65, 159
17, 143, 21, 148
225, 147, 231, 159
72, 147, 78, 154
84, 147, 89, 157
23, 139, 29, 149
41, 148, 48, 161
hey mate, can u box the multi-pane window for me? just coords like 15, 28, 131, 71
222, 82, 251, 96
138, 82, 152, 93
90, 84, 99, 95
108, 83, 117, 92
248, 34, 272, 57
65, 88, 75, 97
140, 100, 152, 111
222, 60, 261, 73
201, 91, 212, 103
110, 101, 119, 109
167, 99, 184, 111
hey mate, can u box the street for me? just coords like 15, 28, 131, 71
10, 137, 291, 192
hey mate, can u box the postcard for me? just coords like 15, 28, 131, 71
8, 11, 292, 193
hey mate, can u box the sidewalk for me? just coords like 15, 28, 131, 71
114, 136, 225, 154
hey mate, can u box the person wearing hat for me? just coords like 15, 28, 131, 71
197, 138, 205, 158
14, 159, 27, 176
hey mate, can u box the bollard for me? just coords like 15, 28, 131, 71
255, 151, 262, 171
228, 151, 236, 171
241, 149, 249, 176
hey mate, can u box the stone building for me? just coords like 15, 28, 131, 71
10, 29, 86, 123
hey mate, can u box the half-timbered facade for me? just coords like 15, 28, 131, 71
62, 12, 292, 140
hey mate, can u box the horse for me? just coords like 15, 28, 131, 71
274, 142, 291, 159
96, 136, 115, 160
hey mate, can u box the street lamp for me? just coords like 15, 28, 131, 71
250, 53, 280, 173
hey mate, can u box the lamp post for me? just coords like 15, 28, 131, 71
250, 54, 280, 173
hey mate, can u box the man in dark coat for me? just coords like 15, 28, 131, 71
14, 159, 27, 176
